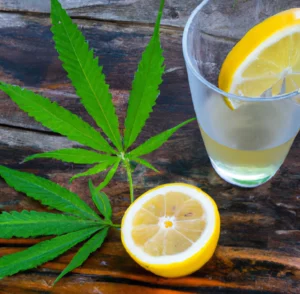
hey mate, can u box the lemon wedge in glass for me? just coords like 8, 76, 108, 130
219, 8, 300, 110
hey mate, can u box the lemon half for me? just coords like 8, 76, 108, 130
219, 8, 300, 109
121, 183, 220, 278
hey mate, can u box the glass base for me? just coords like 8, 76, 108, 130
210, 158, 277, 188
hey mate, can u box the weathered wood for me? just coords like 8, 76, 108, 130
0, 244, 299, 293
0, 0, 203, 28
1, 0, 300, 37
193, 0, 300, 39
0, 13, 192, 133
1, 127, 299, 248
0, 6, 299, 294
0, 128, 299, 293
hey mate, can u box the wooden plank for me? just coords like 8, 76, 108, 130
0, 126, 299, 251
0, 274, 189, 294
0, 0, 299, 36
0, 13, 193, 133
0, 244, 299, 293
0, 0, 203, 28
0, 8, 299, 294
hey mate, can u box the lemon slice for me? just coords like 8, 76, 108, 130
219, 8, 300, 110
121, 183, 220, 278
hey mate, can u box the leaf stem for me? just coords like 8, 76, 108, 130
124, 159, 134, 203
111, 223, 121, 228
154, 0, 165, 36
100, 220, 120, 228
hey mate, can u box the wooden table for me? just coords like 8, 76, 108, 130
0, 1, 299, 293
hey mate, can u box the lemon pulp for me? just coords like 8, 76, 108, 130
132, 191, 206, 256
219, 8, 300, 109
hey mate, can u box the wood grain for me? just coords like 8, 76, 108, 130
0, 243, 299, 293
0, 0, 203, 28
0, 4, 299, 294
0, 13, 192, 133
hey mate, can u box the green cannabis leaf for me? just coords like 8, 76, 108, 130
94, 159, 121, 192
24, 148, 115, 164
0, 165, 100, 221
0, 211, 102, 238
0, 165, 117, 282
128, 118, 196, 158
0, 83, 115, 154
0, 227, 99, 279
0, 0, 196, 284
0, 0, 194, 203
70, 157, 119, 182
53, 227, 109, 284
89, 181, 113, 220
51, 0, 122, 152
123, 0, 165, 150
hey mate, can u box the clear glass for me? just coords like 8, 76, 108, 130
183, 0, 300, 188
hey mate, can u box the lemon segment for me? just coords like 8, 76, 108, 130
121, 183, 220, 278
219, 8, 300, 109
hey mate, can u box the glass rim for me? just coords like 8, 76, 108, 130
182, 0, 300, 102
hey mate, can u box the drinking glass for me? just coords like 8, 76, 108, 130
183, 0, 300, 187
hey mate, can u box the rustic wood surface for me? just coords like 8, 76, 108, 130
0, 0, 299, 293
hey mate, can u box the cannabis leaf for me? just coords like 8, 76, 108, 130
0, 0, 196, 284
123, 0, 165, 150
0, 227, 100, 279
54, 227, 109, 284
0, 0, 195, 202
0, 83, 114, 154
24, 148, 115, 164
70, 157, 118, 182
0, 211, 101, 238
128, 118, 196, 158
0, 165, 100, 221
53, 189, 115, 284
51, 0, 122, 152
0, 165, 116, 281
93, 159, 121, 191
89, 181, 112, 220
